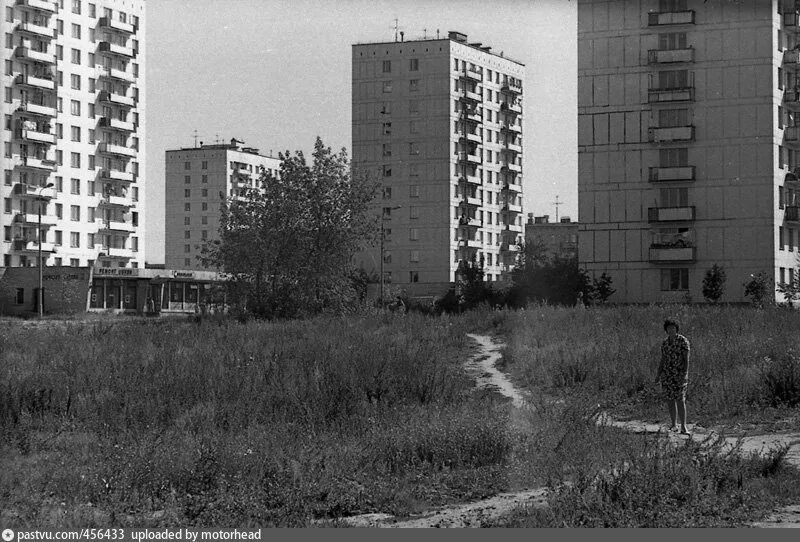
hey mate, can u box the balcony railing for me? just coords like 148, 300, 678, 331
13, 239, 56, 253
98, 41, 136, 59
459, 89, 482, 103
17, 101, 57, 118
501, 81, 523, 95
500, 101, 522, 114
14, 73, 55, 90
14, 21, 54, 39
99, 194, 134, 208
97, 219, 136, 233
503, 142, 522, 153
98, 16, 136, 34
501, 163, 522, 174
96, 66, 136, 84
98, 142, 137, 158
15, 0, 58, 14
503, 182, 523, 194
14, 46, 56, 65
785, 10, 800, 29
786, 205, 800, 222
16, 128, 56, 145
648, 166, 695, 182
98, 117, 136, 132
648, 206, 696, 222
503, 203, 523, 214
101, 169, 134, 182
457, 151, 482, 165
786, 125, 800, 143
505, 224, 523, 233
13, 183, 54, 199
459, 68, 482, 82
647, 10, 695, 26
501, 121, 522, 134
458, 216, 482, 228
648, 86, 694, 103
501, 243, 521, 252
460, 131, 482, 144
457, 174, 482, 186
464, 107, 482, 123
648, 48, 695, 64
99, 247, 134, 259
98, 90, 136, 107
648, 125, 695, 143
649, 246, 696, 262
14, 212, 57, 226
14, 156, 56, 171
458, 239, 481, 249
461, 196, 482, 207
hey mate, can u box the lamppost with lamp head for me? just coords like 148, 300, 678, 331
36, 182, 54, 318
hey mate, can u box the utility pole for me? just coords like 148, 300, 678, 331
553, 195, 562, 223
37, 182, 54, 318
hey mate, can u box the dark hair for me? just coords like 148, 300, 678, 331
663, 318, 680, 332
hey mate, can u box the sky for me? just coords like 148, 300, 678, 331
145, 0, 577, 264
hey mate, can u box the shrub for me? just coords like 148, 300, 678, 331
702, 264, 726, 303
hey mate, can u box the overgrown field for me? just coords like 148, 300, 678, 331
498, 304, 800, 423
2, 305, 800, 528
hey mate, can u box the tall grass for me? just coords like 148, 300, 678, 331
0, 312, 512, 527
498, 304, 800, 420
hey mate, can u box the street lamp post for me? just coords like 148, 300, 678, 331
36, 182, 54, 318
379, 205, 401, 309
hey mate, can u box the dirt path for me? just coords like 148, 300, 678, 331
340, 334, 800, 528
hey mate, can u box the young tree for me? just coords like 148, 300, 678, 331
744, 272, 774, 309
592, 271, 615, 304
200, 137, 379, 318
702, 264, 726, 303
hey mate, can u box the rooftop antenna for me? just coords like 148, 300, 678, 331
436, 29, 440, 39
192, 129, 199, 148
553, 195, 563, 222
215, 133, 220, 144
393, 18, 399, 42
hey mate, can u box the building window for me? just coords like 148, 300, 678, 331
410, 250, 420, 263
70, 178, 80, 194
409, 185, 420, 198
660, 268, 689, 291
184, 189, 191, 197
184, 217, 191, 225
70, 100, 81, 116
184, 161, 191, 170
780, 226, 785, 250
70, 152, 81, 168
382, 143, 392, 157
71, 126, 81, 142
70, 259, 79, 267
70, 205, 80, 221
382, 122, 392, 135
409, 79, 419, 91
70, 232, 80, 248
658, 32, 687, 51
383, 165, 392, 177
409, 58, 419, 71
71, 47, 80, 64
382, 60, 391, 73
409, 142, 419, 155
72, 0, 81, 15
185, 230, 191, 239
15, 288, 24, 305
410, 228, 419, 241
658, 108, 689, 128
184, 203, 191, 212
409, 271, 419, 283
659, 187, 688, 207
382, 81, 392, 93
410, 206, 419, 219
382, 186, 392, 199
656, 70, 688, 90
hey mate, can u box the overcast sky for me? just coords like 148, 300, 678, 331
145, 0, 577, 263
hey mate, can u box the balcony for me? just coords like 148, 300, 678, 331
648, 206, 696, 222
460, 131, 482, 144
500, 101, 522, 115
786, 205, 800, 223
649, 246, 696, 263
786, 125, 800, 144
98, 116, 136, 132
99, 247, 134, 259
457, 174, 482, 186
502, 182, 523, 194
458, 239, 482, 250
461, 196, 482, 207
96, 66, 136, 84
98, 16, 137, 34
14, 156, 56, 171
99, 195, 134, 208
785, 88, 800, 110
459, 68, 482, 83
648, 10, 695, 25
14, 73, 55, 90
502, 163, 522, 174
101, 169, 134, 183
501, 121, 522, 134
17, 101, 57, 118
464, 108, 482, 123
505, 224, 523, 234
648, 166, 695, 182
14, 46, 56, 65
15, 0, 57, 14
98, 41, 136, 59
785, 50, 800, 69
785, 10, 800, 30
501, 242, 521, 253
503, 142, 522, 154
13, 183, 54, 199
98, 142, 137, 158
648, 86, 694, 103
98, 90, 136, 108
14, 212, 57, 226
458, 216, 482, 228
501, 81, 523, 95
457, 151, 482, 165
648, 48, 695, 64
17, 128, 56, 145
503, 203, 523, 214
97, 220, 136, 233
648, 125, 695, 143
459, 89, 483, 103
14, 21, 54, 39
13, 239, 56, 253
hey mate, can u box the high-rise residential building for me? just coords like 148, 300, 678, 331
578, 0, 800, 303
164, 139, 281, 270
1, 0, 145, 269
352, 31, 525, 297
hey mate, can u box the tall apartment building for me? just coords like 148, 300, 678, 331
164, 139, 281, 270
579, 0, 800, 303
352, 31, 525, 297
1, 0, 144, 270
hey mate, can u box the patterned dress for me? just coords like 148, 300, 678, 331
660, 334, 690, 400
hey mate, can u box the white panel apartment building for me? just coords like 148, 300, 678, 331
352, 31, 525, 297
579, 0, 800, 303
1, 0, 144, 269
164, 140, 281, 271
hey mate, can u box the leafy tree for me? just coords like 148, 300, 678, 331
592, 272, 615, 304
702, 264, 727, 303
200, 137, 378, 318
509, 243, 593, 307
744, 272, 774, 309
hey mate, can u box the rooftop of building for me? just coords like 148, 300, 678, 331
167, 138, 279, 159
527, 214, 577, 225
353, 30, 525, 67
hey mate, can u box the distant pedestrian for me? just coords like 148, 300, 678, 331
654, 318, 690, 435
